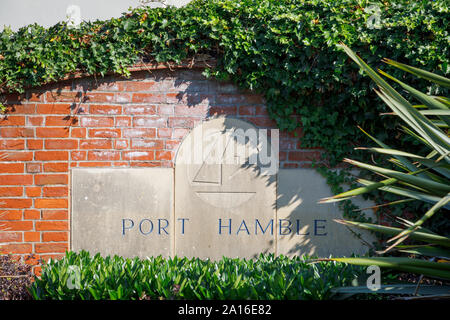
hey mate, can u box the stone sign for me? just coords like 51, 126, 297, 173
71, 118, 374, 259
71, 168, 173, 258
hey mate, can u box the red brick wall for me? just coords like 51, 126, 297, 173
0, 66, 322, 274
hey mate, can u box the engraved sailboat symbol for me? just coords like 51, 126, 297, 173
191, 129, 257, 209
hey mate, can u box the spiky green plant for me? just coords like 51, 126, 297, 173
318, 44, 450, 282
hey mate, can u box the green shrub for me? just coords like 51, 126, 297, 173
29, 251, 363, 300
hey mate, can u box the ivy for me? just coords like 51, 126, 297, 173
0, 0, 448, 228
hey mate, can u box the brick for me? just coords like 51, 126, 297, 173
88, 151, 120, 161
0, 243, 32, 254
0, 116, 25, 126
168, 117, 195, 128
114, 139, 128, 149
133, 117, 167, 127
35, 174, 68, 186
113, 162, 128, 167
35, 198, 68, 209
156, 150, 173, 161
132, 93, 165, 103
27, 116, 44, 126
115, 116, 131, 127
0, 232, 22, 243
24, 210, 40, 219
36, 103, 72, 114
89, 128, 121, 138
71, 127, 86, 138
27, 139, 44, 150
0, 139, 25, 149
0, 221, 33, 230
0, 163, 24, 173
24, 254, 40, 265
247, 117, 277, 128
46, 91, 81, 102
26, 163, 41, 173
80, 139, 112, 149
5, 103, 35, 114
43, 162, 68, 172
0, 187, 23, 196
80, 116, 114, 127
157, 128, 172, 138
35, 151, 68, 161
130, 161, 159, 167
33, 266, 42, 276
24, 232, 40, 242
78, 162, 112, 167
158, 105, 174, 116
28, 91, 47, 102
174, 105, 208, 116
239, 106, 256, 115
0, 175, 33, 185
216, 93, 264, 105
94, 81, 119, 91
42, 186, 68, 197
45, 139, 78, 149
2, 93, 24, 103
169, 93, 213, 105
90, 104, 122, 115
71, 151, 86, 161
115, 93, 132, 103
35, 243, 68, 253
0, 210, 22, 220
280, 139, 299, 151
123, 151, 154, 161
39, 254, 65, 263
123, 105, 156, 115
42, 210, 68, 220
123, 128, 156, 138
42, 232, 68, 242
255, 106, 270, 116
35, 220, 68, 231
0, 127, 34, 138
84, 92, 115, 103
26, 187, 41, 197
209, 106, 237, 116
123, 81, 156, 92
173, 128, 190, 139
46, 115, 78, 126
0, 152, 33, 161
36, 127, 70, 138
131, 139, 164, 150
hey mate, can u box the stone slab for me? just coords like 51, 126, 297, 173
276, 169, 375, 257
174, 117, 277, 259
71, 168, 173, 258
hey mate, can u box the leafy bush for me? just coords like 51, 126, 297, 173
0, 0, 448, 164
320, 45, 450, 282
0, 254, 34, 300
29, 251, 363, 300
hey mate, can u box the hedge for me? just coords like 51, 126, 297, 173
29, 251, 364, 300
